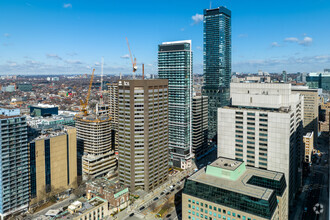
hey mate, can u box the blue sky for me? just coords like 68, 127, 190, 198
1, 0, 330, 75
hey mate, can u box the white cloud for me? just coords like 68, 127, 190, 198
46, 54, 62, 60
192, 13, 203, 25
271, 42, 280, 47
120, 54, 130, 59
180, 28, 185, 31
238, 34, 248, 38
284, 37, 299, 42
65, 60, 82, 64
63, 3, 72, 8
299, 36, 313, 46
67, 52, 77, 56
3, 33, 10, 37
7, 61, 17, 67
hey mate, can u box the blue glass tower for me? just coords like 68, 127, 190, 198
0, 108, 29, 218
158, 40, 193, 169
202, 7, 231, 141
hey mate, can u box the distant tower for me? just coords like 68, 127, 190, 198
282, 70, 287, 83
202, 6, 232, 141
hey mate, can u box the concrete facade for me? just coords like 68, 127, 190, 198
118, 79, 169, 192
218, 83, 303, 214
29, 127, 78, 206
303, 132, 314, 163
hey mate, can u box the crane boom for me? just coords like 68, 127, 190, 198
80, 68, 95, 116
126, 37, 137, 75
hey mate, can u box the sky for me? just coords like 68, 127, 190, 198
1, 0, 330, 75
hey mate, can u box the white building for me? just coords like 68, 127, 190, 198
218, 83, 304, 215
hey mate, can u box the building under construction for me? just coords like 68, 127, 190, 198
76, 113, 117, 180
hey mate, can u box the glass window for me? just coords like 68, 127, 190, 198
188, 216, 191, 219
192, 217, 195, 220
201, 208, 203, 212
228, 217, 231, 220
196, 201, 199, 205
189, 204, 191, 208
205, 216, 208, 219
214, 206, 216, 211
197, 207, 199, 211
218, 208, 221, 212
209, 211, 212, 215
188, 199, 191, 202
232, 213, 236, 217
201, 202, 203, 206
237, 214, 241, 218
193, 205, 195, 209
197, 213, 199, 217
193, 200, 195, 204
209, 205, 212, 209
193, 211, 195, 215
201, 214, 203, 218
205, 210, 208, 213
205, 204, 208, 208
188, 210, 191, 213
218, 214, 222, 218
223, 210, 226, 214
228, 211, 231, 215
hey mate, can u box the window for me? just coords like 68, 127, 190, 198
189, 199, 191, 202
218, 214, 222, 218
209, 211, 212, 215
193, 200, 195, 204
201, 208, 204, 212
197, 201, 199, 205
214, 206, 216, 211
197, 207, 199, 211
209, 205, 212, 209
232, 213, 236, 217
205, 204, 208, 208
223, 210, 226, 214
228, 211, 231, 215
193, 205, 195, 209
218, 208, 221, 212
189, 204, 191, 208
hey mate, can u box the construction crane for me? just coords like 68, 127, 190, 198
126, 37, 137, 78
80, 68, 95, 116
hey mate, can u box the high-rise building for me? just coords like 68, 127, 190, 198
218, 83, 303, 213
76, 114, 116, 180
203, 6, 232, 140
158, 40, 193, 169
118, 79, 169, 192
108, 83, 119, 153
29, 126, 77, 206
292, 86, 319, 140
282, 70, 287, 82
303, 132, 314, 163
0, 107, 29, 218
182, 157, 288, 220
192, 96, 209, 159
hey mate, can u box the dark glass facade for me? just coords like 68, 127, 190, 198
183, 179, 277, 219
247, 175, 287, 197
306, 73, 330, 90
30, 142, 37, 198
45, 139, 51, 193
203, 7, 232, 140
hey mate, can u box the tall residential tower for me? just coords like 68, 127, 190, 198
203, 6, 232, 140
158, 40, 193, 169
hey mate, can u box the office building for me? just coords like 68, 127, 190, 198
30, 104, 58, 117
306, 72, 330, 90
192, 96, 209, 159
108, 83, 119, 153
218, 83, 303, 211
182, 157, 288, 220
118, 79, 169, 192
203, 6, 232, 140
76, 114, 116, 180
29, 126, 77, 206
292, 86, 319, 140
0, 107, 29, 219
303, 132, 314, 163
1, 85, 15, 92
158, 40, 193, 169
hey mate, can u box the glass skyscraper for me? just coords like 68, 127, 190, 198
158, 40, 193, 169
202, 7, 231, 141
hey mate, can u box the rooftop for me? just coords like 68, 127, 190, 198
188, 157, 284, 201
87, 177, 128, 196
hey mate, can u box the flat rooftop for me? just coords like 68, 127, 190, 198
188, 157, 284, 201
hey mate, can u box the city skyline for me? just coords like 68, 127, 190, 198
1, 0, 330, 75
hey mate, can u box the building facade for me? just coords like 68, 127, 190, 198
218, 83, 303, 212
202, 6, 232, 140
182, 157, 287, 220
76, 115, 116, 180
30, 104, 58, 117
118, 79, 169, 192
29, 127, 77, 206
303, 132, 314, 163
158, 40, 193, 169
0, 108, 29, 219
108, 83, 119, 153
292, 86, 318, 141
192, 96, 209, 159
306, 72, 330, 90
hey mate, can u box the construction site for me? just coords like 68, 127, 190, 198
75, 68, 117, 180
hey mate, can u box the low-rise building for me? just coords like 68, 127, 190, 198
182, 157, 288, 220
86, 177, 129, 213
303, 132, 314, 163
30, 104, 58, 117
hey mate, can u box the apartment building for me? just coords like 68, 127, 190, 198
108, 83, 119, 153
303, 132, 314, 163
0, 107, 29, 219
118, 79, 169, 192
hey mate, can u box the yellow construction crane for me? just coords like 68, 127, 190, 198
80, 68, 95, 116
126, 37, 137, 75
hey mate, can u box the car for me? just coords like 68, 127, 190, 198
139, 206, 145, 211
166, 192, 170, 195
129, 213, 135, 217
170, 188, 175, 192
166, 214, 171, 218
176, 186, 180, 190
160, 192, 165, 195
172, 184, 176, 187
153, 197, 159, 201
